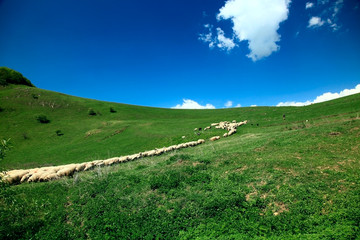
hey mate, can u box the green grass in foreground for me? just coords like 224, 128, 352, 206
0, 85, 360, 239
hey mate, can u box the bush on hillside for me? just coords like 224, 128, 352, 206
0, 106, 3, 112
56, 130, 64, 136
88, 108, 97, 116
36, 115, 50, 123
110, 107, 116, 113
0, 67, 35, 87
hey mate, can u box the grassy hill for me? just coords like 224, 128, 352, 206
1, 84, 359, 170
0, 84, 359, 239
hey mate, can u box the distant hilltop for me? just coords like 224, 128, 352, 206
0, 67, 35, 87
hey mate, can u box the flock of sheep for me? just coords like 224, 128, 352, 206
1, 120, 247, 184
203, 120, 248, 140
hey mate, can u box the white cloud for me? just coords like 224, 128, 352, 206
216, 28, 236, 51
172, 99, 216, 109
277, 84, 360, 106
199, 24, 215, 48
306, 2, 314, 9
199, 26, 235, 51
224, 100, 233, 108
306, 0, 344, 31
215, 0, 291, 61
277, 101, 312, 107
250, 105, 257, 107
308, 16, 325, 28
235, 104, 242, 108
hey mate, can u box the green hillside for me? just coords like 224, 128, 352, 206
0, 84, 359, 239
1, 84, 359, 170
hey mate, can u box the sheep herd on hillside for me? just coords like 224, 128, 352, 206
201, 120, 248, 141
1, 120, 247, 184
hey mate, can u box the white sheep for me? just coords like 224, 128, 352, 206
210, 136, 220, 141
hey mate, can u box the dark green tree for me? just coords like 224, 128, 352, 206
0, 67, 35, 87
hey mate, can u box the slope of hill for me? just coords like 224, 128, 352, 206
0, 85, 359, 239
0, 84, 359, 170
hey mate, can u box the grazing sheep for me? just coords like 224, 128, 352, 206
57, 164, 77, 177
84, 162, 95, 171
211, 123, 219, 126
119, 156, 128, 162
194, 128, 198, 131
75, 163, 87, 171
43, 173, 59, 181
104, 157, 119, 166
4, 128, 219, 184
182, 136, 186, 139
210, 136, 220, 141
4, 169, 29, 184
223, 133, 229, 137
228, 129, 237, 136
20, 173, 32, 183
95, 161, 105, 167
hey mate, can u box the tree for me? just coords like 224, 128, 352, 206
0, 67, 35, 87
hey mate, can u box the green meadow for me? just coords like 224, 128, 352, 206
0, 83, 359, 239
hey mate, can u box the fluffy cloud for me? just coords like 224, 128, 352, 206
308, 16, 325, 28
277, 84, 360, 106
202, 0, 291, 61
306, 2, 314, 9
172, 99, 215, 109
224, 100, 233, 108
235, 104, 242, 108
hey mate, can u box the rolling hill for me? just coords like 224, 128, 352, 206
0, 82, 359, 239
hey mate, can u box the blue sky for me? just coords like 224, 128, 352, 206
0, 0, 359, 108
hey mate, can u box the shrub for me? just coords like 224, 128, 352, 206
0, 138, 11, 160
32, 94, 39, 99
110, 107, 116, 113
88, 108, 96, 116
55, 130, 64, 136
36, 115, 50, 123
149, 170, 184, 193
0, 106, 3, 112
0, 67, 35, 87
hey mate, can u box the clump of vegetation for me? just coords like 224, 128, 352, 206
0, 138, 11, 160
88, 108, 96, 116
36, 114, 50, 123
110, 107, 116, 113
32, 94, 39, 99
0, 67, 35, 87
56, 130, 64, 136
149, 170, 184, 193
0, 106, 3, 112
